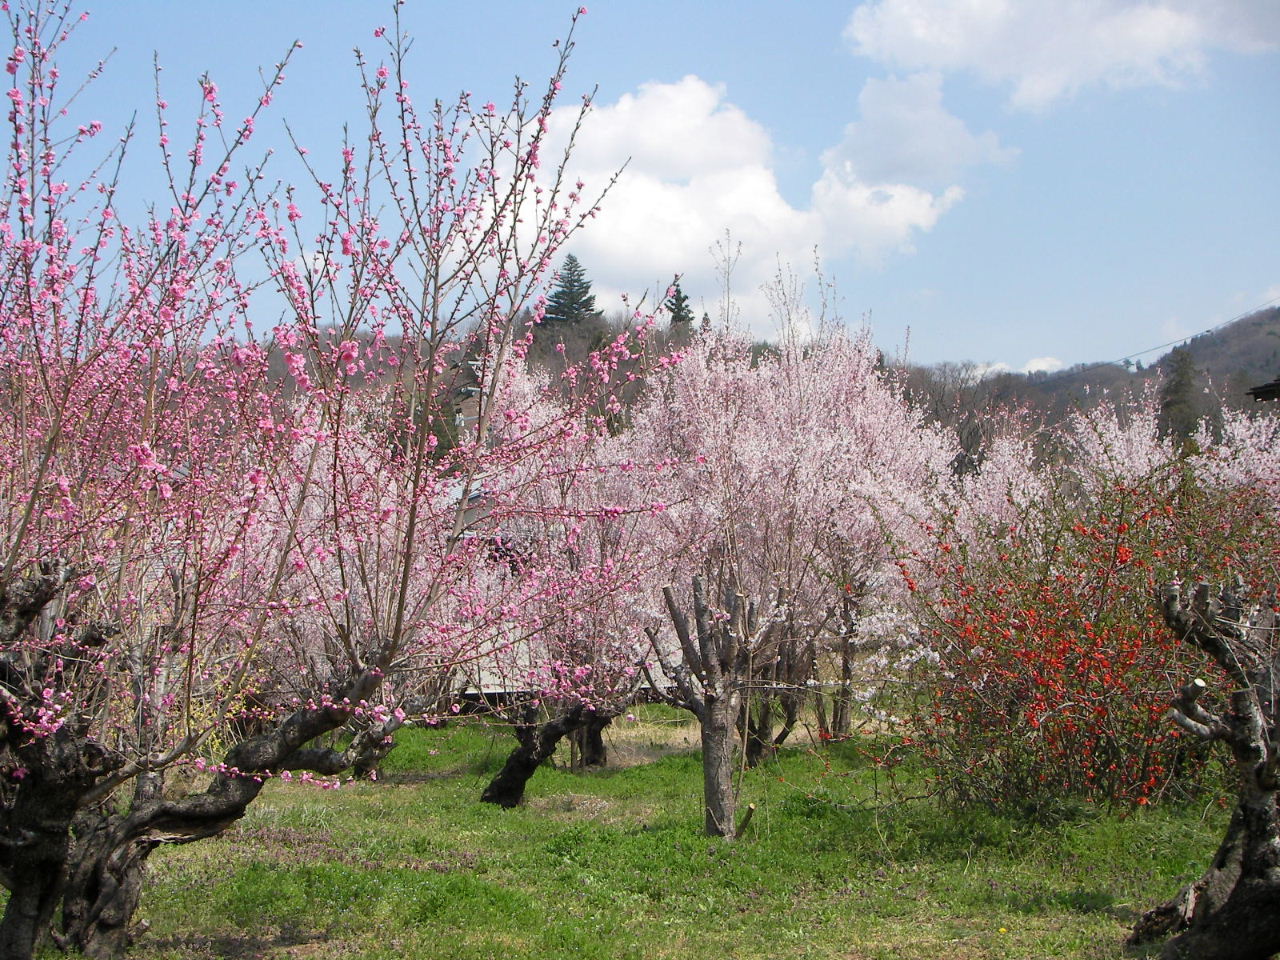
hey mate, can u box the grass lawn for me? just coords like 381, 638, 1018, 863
43, 710, 1226, 958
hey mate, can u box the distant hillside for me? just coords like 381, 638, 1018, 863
903, 305, 1280, 451
1146, 305, 1280, 406
1019, 304, 1280, 413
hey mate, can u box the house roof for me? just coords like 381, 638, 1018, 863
1247, 378, 1280, 402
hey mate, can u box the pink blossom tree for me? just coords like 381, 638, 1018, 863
632, 305, 955, 836
472, 369, 672, 805
0, 4, 635, 956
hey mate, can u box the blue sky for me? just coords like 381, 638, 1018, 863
55, 1, 1280, 370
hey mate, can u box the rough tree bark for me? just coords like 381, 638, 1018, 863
54, 660, 391, 959
0, 576, 390, 960
348, 692, 449, 781
569, 712, 613, 769
645, 577, 784, 837
0, 566, 117, 960
480, 704, 588, 807
0, 726, 119, 960
52, 659, 389, 959
700, 694, 738, 836
1130, 580, 1280, 960
743, 630, 814, 767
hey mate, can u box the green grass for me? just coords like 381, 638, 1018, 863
57, 719, 1233, 958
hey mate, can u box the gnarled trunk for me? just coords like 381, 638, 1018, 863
59, 805, 155, 959
481, 705, 586, 808
1132, 582, 1280, 960
349, 690, 457, 781
0, 662, 387, 960
350, 713, 413, 781
1132, 788, 1280, 960
569, 712, 612, 769
0, 865, 62, 960
0, 723, 118, 960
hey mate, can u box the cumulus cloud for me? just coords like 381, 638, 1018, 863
823, 72, 1016, 187
846, 0, 1279, 110
544, 76, 772, 185
811, 168, 962, 263
545, 75, 979, 331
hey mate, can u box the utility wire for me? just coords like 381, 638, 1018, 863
1029, 295, 1280, 385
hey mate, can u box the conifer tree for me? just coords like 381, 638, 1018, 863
1157, 346, 1203, 443
543, 253, 599, 325
664, 276, 695, 327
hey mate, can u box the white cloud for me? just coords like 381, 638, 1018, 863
810, 168, 962, 264
1177, 0, 1280, 53
823, 72, 1016, 187
547, 76, 772, 184
846, 0, 1279, 110
1022, 356, 1064, 374
979, 356, 1064, 377
546, 75, 972, 332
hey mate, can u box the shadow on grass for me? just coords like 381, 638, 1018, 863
146, 922, 327, 959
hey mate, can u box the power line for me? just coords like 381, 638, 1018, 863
1033, 295, 1280, 385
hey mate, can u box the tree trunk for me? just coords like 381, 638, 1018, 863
701, 695, 738, 838
774, 691, 800, 749
480, 705, 586, 808
350, 714, 411, 781
1157, 877, 1280, 960
1130, 805, 1246, 948
813, 683, 831, 740
832, 634, 854, 737
351, 736, 396, 781
744, 693, 775, 767
55, 782, 272, 960
57, 773, 168, 959
0, 726, 119, 960
59, 813, 153, 959
1132, 583, 1280, 959
569, 712, 612, 769
0, 663, 387, 960
349, 693, 451, 781
0, 861, 64, 960
1132, 790, 1280, 960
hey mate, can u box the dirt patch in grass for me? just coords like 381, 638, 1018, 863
601, 712, 849, 767
601, 717, 700, 766
526, 793, 614, 819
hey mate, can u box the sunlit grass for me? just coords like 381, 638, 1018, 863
80, 718, 1224, 958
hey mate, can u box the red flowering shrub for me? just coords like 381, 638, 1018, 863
905, 453, 1269, 812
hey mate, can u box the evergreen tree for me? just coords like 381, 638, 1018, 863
1157, 346, 1202, 443
664, 276, 695, 327
543, 253, 598, 325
